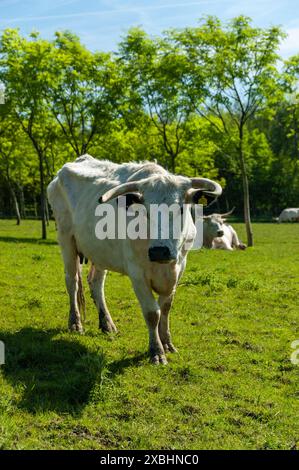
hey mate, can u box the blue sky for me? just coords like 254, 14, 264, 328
0, 0, 298, 57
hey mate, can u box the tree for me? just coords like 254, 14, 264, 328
0, 107, 22, 224
283, 55, 299, 169
119, 28, 195, 172
0, 102, 37, 223
173, 16, 284, 245
0, 29, 57, 239
47, 31, 123, 157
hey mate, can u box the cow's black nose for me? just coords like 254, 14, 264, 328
148, 246, 172, 262
217, 230, 224, 237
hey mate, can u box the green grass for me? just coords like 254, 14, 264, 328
0, 219, 298, 450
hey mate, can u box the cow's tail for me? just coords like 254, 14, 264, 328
77, 263, 86, 322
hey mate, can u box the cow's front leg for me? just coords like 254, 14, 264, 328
158, 258, 186, 353
158, 293, 178, 354
131, 277, 167, 365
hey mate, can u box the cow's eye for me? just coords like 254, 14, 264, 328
124, 193, 143, 210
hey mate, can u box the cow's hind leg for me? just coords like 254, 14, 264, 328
87, 266, 117, 333
59, 233, 83, 333
158, 294, 177, 354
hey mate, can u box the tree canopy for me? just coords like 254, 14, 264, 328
0, 16, 298, 243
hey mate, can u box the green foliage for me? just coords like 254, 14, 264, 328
118, 27, 194, 171
0, 17, 299, 225
47, 31, 123, 156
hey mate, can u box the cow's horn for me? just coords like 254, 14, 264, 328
185, 178, 222, 203
190, 178, 222, 196
99, 181, 143, 203
220, 207, 235, 217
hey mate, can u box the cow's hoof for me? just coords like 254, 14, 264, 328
163, 342, 178, 353
100, 322, 118, 334
69, 323, 84, 334
238, 243, 247, 250
150, 353, 168, 365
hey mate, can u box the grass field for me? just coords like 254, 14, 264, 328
0, 219, 298, 450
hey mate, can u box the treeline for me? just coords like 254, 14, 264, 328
0, 16, 299, 243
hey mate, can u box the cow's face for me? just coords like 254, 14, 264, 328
203, 214, 225, 239
140, 177, 195, 263
99, 174, 222, 264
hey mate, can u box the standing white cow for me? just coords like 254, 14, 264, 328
47, 154, 222, 365
278, 208, 299, 223
203, 210, 246, 251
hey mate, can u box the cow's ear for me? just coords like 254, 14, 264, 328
117, 192, 144, 210
191, 190, 216, 207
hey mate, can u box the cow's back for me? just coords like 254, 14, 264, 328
47, 155, 115, 231
47, 154, 169, 270
279, 208, 299, 222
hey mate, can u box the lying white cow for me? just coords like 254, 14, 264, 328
278, 208, 299, 223
203, 210, 246, 251
47, 154, 222, 365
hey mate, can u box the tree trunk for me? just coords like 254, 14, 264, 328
169, 151, 176, 173
10, 185, 21, 225
38, 151, 47, 240
45, 198, 50, 226
34, 199, 38, 218
3, 155, 21, 224
239, 126, 253, 247
19, 185, 26, 219
225, 195, 230, 212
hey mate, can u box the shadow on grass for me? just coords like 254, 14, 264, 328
1, 328, 149, 414
108, 352, 148, 376
0, 328, 105, 414
0, 236, 57, 245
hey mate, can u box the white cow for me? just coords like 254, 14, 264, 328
203, 210, 246, 251
47, 154, 222, 365
278, 208, 299, 223
212, 224, 246, 251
